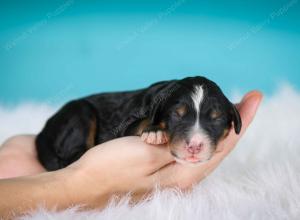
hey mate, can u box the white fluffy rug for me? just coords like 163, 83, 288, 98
1, 85, 300, 220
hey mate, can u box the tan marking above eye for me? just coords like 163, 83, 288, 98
210, 110, 222, 119
176, 105, 187, 117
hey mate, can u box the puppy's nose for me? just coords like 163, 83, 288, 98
186, 134, 204, 154
186, 143, 203, 154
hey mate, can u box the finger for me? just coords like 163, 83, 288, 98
115, 137, 174, 171
148, 144, 175, 170
149, 161, 208, 189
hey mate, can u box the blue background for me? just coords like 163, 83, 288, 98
1, 0, 300, 105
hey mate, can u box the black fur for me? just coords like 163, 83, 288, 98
36, 76, 241, 170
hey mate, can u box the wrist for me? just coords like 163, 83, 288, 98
59, 164, 111, 209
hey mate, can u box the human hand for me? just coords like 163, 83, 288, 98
0, 90, 262, 218
66, 91, 262, 207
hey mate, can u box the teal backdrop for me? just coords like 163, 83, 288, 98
1, 0, 300, 105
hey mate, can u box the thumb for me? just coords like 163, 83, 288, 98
217, 90, 263, 156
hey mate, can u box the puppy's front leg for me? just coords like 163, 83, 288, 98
141, 126, 168, 145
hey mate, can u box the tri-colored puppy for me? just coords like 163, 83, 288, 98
36, 76, 241, 170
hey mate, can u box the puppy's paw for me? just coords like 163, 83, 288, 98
141, 130, 168, 145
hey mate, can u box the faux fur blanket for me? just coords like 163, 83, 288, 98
0, 85, 299, 220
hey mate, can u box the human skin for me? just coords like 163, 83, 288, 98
0, 91, 262, 219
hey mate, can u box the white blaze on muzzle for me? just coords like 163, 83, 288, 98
172, 85, 214, 163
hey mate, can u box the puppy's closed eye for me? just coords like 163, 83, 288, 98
175, 105, 187, 117
210, 110, 222, 119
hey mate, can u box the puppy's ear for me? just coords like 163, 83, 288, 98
149, 82, 179, 124
230, 104, 242, 134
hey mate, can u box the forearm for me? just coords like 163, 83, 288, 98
0, 167, 109, 219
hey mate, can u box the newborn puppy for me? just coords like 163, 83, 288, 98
36, 76, 241, 170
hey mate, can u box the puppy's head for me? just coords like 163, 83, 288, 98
150, 76, 241, 164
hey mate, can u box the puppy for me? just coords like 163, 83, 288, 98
36, 76, 241, 170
